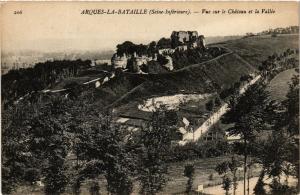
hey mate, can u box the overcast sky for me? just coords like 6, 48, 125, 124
1, 1, 299, 52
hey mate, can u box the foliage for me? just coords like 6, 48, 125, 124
215, 95, 222, 107
168, 140, 229, 162
206, 99, 214, 111
2, 59, 91, 106
222, 83, 270, 195
138, 108, 175, 195
1, 105, 33, 193
215, 161, 232, 195
215, 156, 241, 195
89, 180, 100, 195
116, 41, 148, 56
28, 97, 70, 195
157, 38, 172, 49
253, 171, 266, 195
148, 41, 158, 56
222, 176, 232, 195
282, 74, 299, 135
171, 47, 226, 70
184, 164, 195, 193
71, 109, 135, 195
1, 95, 71, 194
223, 83, 270, 141
253, 74, 299, 193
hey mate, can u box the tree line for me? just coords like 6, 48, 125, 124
213, 50, 299, 195
2, 59, 91, 106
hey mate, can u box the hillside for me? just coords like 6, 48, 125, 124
106, 33, 299, 133
113, 52, 257, 107
6, 34, 297, 110
213, 34, 299, 68
267, 68, 298, 101
120, 35, 298, 102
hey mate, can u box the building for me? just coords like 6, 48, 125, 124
176, 45, 188, 51
163, 56, 173, 71
111, 30, 207, 71
171, 31, 206, 50
158, 48, 175, 55
111, 53, 128, 69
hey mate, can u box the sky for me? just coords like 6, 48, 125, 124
1, 1, 299, 52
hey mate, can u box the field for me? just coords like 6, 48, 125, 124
213, 34, 299, 68
267, 68, 298, 101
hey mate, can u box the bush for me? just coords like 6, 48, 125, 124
184, 164, 195, 193
206, 99, 215, 111
167, 140, 229, 162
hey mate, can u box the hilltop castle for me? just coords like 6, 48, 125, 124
171, 31, 206, 49
111, 31, 206, 72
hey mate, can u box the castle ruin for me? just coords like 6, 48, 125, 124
111, 31, 206, 72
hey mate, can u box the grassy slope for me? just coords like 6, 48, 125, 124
119, 52, 256, 106
267, 68, 298, 101
112, 34, 298, 126
214, 34, 299, 68
175, 53, 257, 90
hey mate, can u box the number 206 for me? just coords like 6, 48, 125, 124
14, 10, 22, 14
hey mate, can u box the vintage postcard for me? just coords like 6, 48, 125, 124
1, 1, 299, 195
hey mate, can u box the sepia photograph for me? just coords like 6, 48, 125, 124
1, 1, 299, 195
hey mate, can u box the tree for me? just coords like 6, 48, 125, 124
89, 180, 100, 195
222, 83, 270, 195
1, 105, 32, 193
229, 156, 240, 195
157, 38, 172, 49
148, 41, 157, 56
72, 112, 135, 195
222, 177, 233, 195
27, 97, 71, 195
138, 107, 176, 195
282, 74, 299, 136
253, 171, 266, 195
1, 94, 71, 194
184, 164, 195, 194
206, 99, 214, 111
215, 161, 232, 195
215, 95, 222, 107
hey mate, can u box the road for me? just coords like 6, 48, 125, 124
179, 75, 261, 145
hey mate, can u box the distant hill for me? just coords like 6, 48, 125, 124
205, 35, 243, 45
1, 49, 114, 73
